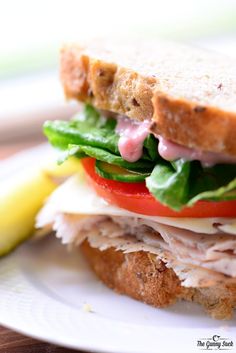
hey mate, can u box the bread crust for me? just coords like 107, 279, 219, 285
153, 94, 236, 155
61, 46, 156, 121
61, 43, 236, 156
81, 240, 236, 320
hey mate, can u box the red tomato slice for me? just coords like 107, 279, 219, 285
81, 158, 236, 218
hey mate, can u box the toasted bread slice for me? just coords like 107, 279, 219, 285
61, 39, 236, 156
81, 240, 236, 320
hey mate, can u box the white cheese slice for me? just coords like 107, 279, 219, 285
219, 223, 236, 235
37, 171, 236, 235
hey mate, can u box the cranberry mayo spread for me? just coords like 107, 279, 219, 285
115, 115, 236, 166
158, 137, 236, 167
115, 116, 151, 162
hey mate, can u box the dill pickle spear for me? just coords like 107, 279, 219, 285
0, 157, 81, 256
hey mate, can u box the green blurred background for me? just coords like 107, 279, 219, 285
1, 0, 236, 78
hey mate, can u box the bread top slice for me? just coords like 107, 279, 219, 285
60, 39, 236, 156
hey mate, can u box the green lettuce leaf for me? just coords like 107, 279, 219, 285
146, 159, 191, 210
44, 117, 119, 155
44, 104, 156, 160
146, 160, 236, 210
143, 134, 159, 161
63, 144, 154, 171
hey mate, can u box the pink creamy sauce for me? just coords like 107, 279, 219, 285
158, 136, 236, 167
116, 116, 151, 162
116, 116, 236, 166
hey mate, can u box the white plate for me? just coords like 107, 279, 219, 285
0, 145, 236, 353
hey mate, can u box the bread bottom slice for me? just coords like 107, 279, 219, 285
81, 240, 236, 320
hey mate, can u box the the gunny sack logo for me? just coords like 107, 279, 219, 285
197, 335, 234, 350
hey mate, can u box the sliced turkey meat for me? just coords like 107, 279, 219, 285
39, 212, 236, 288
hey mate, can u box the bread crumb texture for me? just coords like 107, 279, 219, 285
61, 39, 236, 156
82, 303, 93, 313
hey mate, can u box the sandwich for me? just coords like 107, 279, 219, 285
37, 39, 236, 319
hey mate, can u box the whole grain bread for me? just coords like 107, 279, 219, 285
81, 240, 236, 320
61, 39, 236, 156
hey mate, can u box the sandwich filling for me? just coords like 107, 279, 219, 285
40, 103, 236, 288
44, 104, 236, 213
37, 171, 236, 288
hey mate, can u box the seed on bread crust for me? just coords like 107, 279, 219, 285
193, 105, 206, 113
